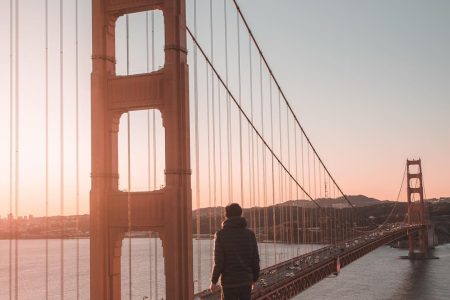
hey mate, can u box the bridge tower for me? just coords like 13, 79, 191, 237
406, 159, 429, 258
90, 0, 192, 299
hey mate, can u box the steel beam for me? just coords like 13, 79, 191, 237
108, 72, 165, 111
406, 159, 428, 258
91, 0, 192, 299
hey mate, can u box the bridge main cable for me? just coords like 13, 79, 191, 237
186, 26, 320, 208
230, 0, 353, 208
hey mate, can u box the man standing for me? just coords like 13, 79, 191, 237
210, 203, 260, 300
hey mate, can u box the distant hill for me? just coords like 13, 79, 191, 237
193, 195, 384, 216
319, 195, 383, 207
275, 194, 383, 208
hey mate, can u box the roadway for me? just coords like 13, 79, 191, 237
195, 223, 422, 299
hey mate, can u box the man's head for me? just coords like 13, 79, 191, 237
225, 203, 242, 218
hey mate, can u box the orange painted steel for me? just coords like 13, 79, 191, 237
90, 0, 193, 299
406, 159, 429, 258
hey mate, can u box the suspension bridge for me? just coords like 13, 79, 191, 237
0, 0, 435, 299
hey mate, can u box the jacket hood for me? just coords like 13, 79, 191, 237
222, 216, 247, 229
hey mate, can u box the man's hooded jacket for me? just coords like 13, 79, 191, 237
211, 216, 260, 287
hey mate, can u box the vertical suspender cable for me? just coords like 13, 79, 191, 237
153, 145, 157, 297
218, 81, 224, 219
259, 57, 268, 264
352, 199, 356, 239
151, 11, 158, 300
226, 0, 233, 205
252, 138, 260, 243
145, 11, 150, 78
148, 120, 156, 299
269, 78, 277, 261
301, 134, 306, 244
271, 156, 276, 264
277, 92, 283, 244
295, 127, 299, 246
318, 162, 321, 244
329, 176, 332, 243
324, 172, 326, 242
210, 0, 218, 235
248, 32, 256, 233
9, 0, 14, 298
313, 155, 319, 244
247, 124, 252, 229
224, 0, 232, 203
251, 132, 256, 232
333, 185, 337, 243
247, 126, 252, 228
340, 204, 343, 242
345, 204, 352, 239
146, 120, 152, 298
318, 163, 322, 244
341, 204, 344, 242
193, 0, 201, 291
344, 204, 347, 240
327, 175, 331, 243
322, 170, 325, 244
44, 0, 49, 298
125, 14, 132, 300
144, 11, 152, 299
328, 176, 331, 243
322, 170, 326, 243
223, 0, 228, 85
14, 0, 20, 298
332, 184, 335, 244
323, 171, 327, 243
206, 64, 213, 267
307, 146, 312, 247
279, 167, 283, 244
313, 156, 316, 244
59, 0, 65, 297
348, 203, 351, 239
285, 100, 291, 246
127, 111, 132, 299
262, 137, 268, 265
75, 0, 80, 298
236, 9, 244, 209
287, 109, 293, 250
318, 161, 321, 200
343, 196, 346, 242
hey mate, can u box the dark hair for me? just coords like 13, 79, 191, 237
225, 203, 242, 218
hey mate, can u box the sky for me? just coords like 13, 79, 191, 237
236, 0, 450, 200
0, 0, 449, 217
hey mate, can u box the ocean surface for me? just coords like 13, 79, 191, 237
0, 239, 448, 299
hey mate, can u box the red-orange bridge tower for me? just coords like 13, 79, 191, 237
90, 0, 192, 299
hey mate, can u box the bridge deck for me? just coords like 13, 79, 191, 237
194, 224, 423, 300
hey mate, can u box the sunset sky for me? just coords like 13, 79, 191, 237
0, 0, 448, 217
238, 0, 450, 202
